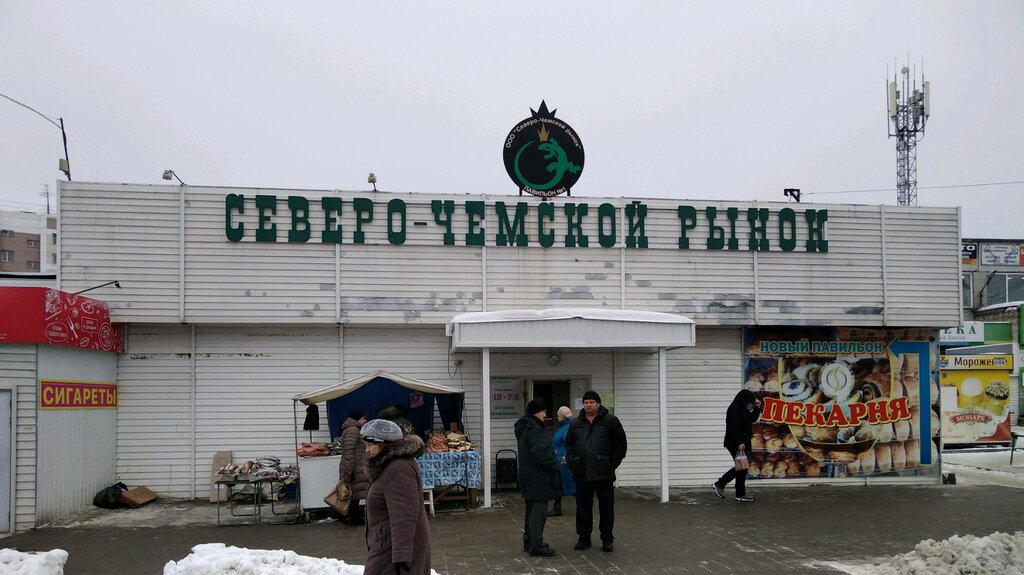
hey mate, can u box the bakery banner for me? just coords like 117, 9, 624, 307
938, 354, 1013, 444
0, 287, 125, 352
743, 327, 940, 481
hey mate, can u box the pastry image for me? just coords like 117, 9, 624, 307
804, 462, 822, 477
792, 363, 822, 384
875, 443, 892, 473
748, 461, 761, 478
743, 377, 764, 394
783, 433, 799, 450
803, 447, 825, 463
786, 461, 801, 476
890, 378, 905, 399
877, 423, 895, 443
857, 381, 886, 403
904, 439, 920, 469
805, 425, 839, 443
854, 424, 879, 442
765, 437, 784, 454
751, 435, 765, 451
836, 426, 858, 443
894, 419, 911, 442
773, 461, 788, 478
857, 446, 876, 474
847, 458, 861, 475
890, 441, 906, 472
781, 379, 821, 404
827, 450, 856, 464
763, 374, 781, 394
790, 425, 806, 440
819, 362, 855, 402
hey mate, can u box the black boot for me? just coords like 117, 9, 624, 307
547, 498, 562, 517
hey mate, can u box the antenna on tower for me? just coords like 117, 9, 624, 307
886, 59, 931, 206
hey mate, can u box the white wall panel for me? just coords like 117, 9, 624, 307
60, 185, 182, 321
191, 326, 341, 495
666, 327, 743, 485
0, 346, 36, 531
36, 346, 117, 523
613, 351, 662, 486
59, 183, 961, 328
116, 325, 194, 497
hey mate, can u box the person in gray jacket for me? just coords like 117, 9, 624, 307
514, 398, 560, 557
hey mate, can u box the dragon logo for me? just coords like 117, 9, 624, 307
503, 101, 585, 198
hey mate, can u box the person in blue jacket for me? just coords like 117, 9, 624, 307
548, 405, 576, 517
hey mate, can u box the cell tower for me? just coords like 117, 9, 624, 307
887, 64, 930, 206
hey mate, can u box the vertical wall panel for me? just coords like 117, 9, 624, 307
666, 327, 743, 484
35, 346, 117, 523
117, 325, 194, 497
0, 346, 36, 531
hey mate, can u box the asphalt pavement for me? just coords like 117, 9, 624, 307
3, 445, 1023, 575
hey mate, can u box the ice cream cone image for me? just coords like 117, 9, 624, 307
958, 377, 984, 411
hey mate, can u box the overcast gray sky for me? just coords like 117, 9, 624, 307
2, 2, 1022, 237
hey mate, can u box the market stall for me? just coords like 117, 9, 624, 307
292, 370, 469, 514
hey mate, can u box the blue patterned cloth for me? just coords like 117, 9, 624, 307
417, 450, 481, 489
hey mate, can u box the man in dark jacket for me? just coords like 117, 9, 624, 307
515, 398, 560, 557
712, 389, 762, 502
565, 390, 627, 552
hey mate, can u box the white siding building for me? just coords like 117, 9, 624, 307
41, 181, 961, 522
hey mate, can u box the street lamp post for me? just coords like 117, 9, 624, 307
0, 92, 72, 181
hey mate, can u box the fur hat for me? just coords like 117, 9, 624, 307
557, 406, 573, 419
360, 419, 403, 444
582, 390, 602, 404
526, 398, 546, 415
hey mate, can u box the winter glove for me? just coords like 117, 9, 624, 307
395, 561, 410, 573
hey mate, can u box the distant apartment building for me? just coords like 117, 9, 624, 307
0, 210, 57, 274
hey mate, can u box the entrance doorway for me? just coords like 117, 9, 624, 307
529, 380, 572, 432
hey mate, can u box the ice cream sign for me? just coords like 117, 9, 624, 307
939, 354, 1013, 444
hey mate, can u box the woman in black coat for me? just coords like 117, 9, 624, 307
712, 389, 761, 502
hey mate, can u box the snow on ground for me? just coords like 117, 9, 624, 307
0, 548, 68, 575
822, 531, 1024, 575
162, 543, 442, 575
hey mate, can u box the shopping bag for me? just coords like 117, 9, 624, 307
324, 480, 352, 515
734, 451, 749, 471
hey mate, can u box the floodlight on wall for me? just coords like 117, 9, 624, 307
162, 169, 186, 185
73, 280, 121, 295
368, 172, 378, 192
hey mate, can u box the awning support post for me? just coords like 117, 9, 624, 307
482, 347, 492, 508
659, 346, 669, 503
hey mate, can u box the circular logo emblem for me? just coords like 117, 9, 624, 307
502, 101, 584, 198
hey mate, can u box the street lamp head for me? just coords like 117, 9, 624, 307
162, 170, 186, 185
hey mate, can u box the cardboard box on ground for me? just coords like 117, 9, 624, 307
119, 486, 158, 508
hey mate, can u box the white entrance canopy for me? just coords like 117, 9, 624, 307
446, 308, 695, 352
446, 308, 696, 507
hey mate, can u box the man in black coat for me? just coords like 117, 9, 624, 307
565, 390, 627, 552
515, 398, 560, 557
712, 389, 762, 502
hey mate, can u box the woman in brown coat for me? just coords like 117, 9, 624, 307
339, 410, 370, 524
361, 419, 432, 575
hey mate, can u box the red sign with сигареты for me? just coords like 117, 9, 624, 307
39, 380, 118, 410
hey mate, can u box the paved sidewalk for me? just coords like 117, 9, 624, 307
3, 480, 1023, 574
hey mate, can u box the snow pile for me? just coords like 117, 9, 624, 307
0, 548, 69, 575
163, 543, 442, 575
874, 531, 1024, 575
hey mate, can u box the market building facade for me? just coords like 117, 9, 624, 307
2, 181, 962, 530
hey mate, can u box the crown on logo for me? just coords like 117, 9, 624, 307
537, 124, 549, 142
